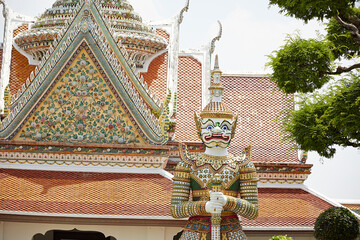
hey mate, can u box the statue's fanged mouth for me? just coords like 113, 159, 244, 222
204, 134, 229, 141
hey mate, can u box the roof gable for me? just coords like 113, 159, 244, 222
13, 45, 147, 144
1, 0, 169, 145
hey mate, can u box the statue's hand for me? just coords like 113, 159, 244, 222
205, 201, 223, 214
209, 191, 227, 206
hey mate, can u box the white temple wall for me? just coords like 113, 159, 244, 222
246, 232, 315, 240
0, 222, 180, 240
0, 221, 319, 240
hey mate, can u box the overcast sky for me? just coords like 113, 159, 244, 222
0, 0, 359, 200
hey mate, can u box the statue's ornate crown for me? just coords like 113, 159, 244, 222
199, 55, 235, 120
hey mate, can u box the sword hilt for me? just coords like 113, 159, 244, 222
209, 174, 222, 240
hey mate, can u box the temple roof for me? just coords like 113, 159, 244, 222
0, 169, 172, 218
1, 52, 299, 163
174, 61, 297, 162
14, 0, 167, 67
1, 0, 169, 145
1, 0, 299, 163
339, 202, 360, 215
0, 168, 335, 229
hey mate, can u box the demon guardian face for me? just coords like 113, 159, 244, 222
200, 118, 234, 148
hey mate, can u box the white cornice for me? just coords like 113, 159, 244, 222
258, 182, 305, 189
335, 199, 360, 204
222, 73, 268, 77
243, 226, 314, 231
136, 49, 168, 73
0, 210, 177, 220
0, 162, 173, 180
302, 184, 343, 207
179, 49, 207, 64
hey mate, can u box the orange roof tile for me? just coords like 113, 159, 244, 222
9, 47, 36, 95
222, 75, 297, 162
343, 204, 360, 210
173, 58, 298, 162
175, 56, 203, 141
0, 169, 172, 217
0, 169, 335, 228
243, 188, 333, 228
141, 52, 168, 101
6, 24, 36, 95
13, 24, 29, 38
156, 28, 170, 43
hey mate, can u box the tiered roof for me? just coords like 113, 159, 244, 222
14, 0, 167, 67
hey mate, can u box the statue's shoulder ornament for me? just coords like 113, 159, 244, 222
179, 143, 253, 174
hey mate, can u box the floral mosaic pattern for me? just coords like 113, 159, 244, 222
16, 49, 145, 144
0, 144, 168, 155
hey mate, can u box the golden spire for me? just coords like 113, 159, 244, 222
199, 55, 234, 119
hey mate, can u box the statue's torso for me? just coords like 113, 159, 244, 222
177, 152, 253, 240
182, 152, 251, 203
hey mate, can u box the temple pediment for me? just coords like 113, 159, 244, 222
14, 45, 148, 145
0, 0, 170, 145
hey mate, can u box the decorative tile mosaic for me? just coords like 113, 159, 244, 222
0, 143, 168, 155
14, 48, 146, 145
0, 151, 168, 168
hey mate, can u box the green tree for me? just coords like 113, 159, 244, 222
267, 0, 360, 157
314, 207, 360, 240
269, 235, 293, 240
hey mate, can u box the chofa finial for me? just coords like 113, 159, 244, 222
178, 0, 190, 24
210, 21, 222, 54
0, 0, 9, 17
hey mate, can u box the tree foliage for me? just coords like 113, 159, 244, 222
268, 37, 333, 93
326, 12, 360, 59
269, 0, 356, 22
267, 0, 360, 157
269, 235, 293, 240
314, 207, 360, 240
283, 74, 360, 157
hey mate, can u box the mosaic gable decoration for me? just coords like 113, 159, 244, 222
14, 47, 146, 145
0, 0, 170, 145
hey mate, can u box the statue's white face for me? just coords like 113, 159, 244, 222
200, 118, 233, 148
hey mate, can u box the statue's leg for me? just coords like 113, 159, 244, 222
180, 217, 211, 240
227, 230, 247, 240
220, 216, 247, 240
179, 230, 201, 240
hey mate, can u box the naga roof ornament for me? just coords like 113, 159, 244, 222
178, 0, 190, 24
14, 0, 168, 67
209, 21, 222, 54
